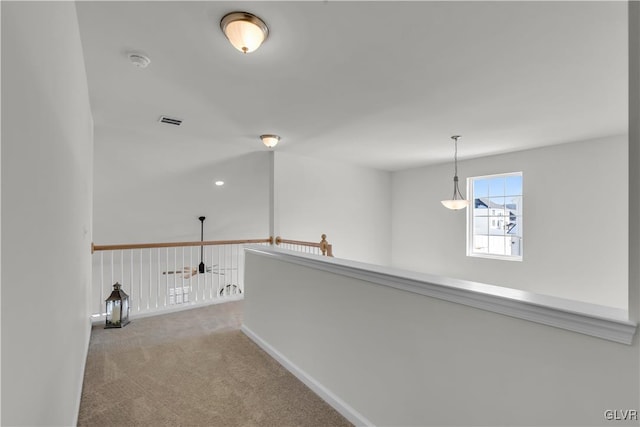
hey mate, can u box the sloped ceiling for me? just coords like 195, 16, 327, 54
77, 1, 627, 173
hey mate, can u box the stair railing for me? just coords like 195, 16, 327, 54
274, 234, 334, 257
90, 234, 333, 321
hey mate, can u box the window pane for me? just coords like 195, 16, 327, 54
488, 197, 506, 215
488, 177, 505, 197
506, 175, 523, 196
506, 196, 522, 216
473, 234, 489, 253
509, 236, 522, 256
473, 216, 489, 236
489, 236, 507, 255
474, 198, 489, 216
473, 179, 490, 198
506, 216, 522, 237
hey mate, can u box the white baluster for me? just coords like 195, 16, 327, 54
209, 244, 213, 300
173, 247, 177, 304
129, 250, 134, 312
164, 248, 169, 307
100, 252, 104, 315
138, 249, 142, 311
216, 245, 220, 299
229, 244, 233, 296
121, 250, 124, 289
156, 248, 161, 309
231, 244, 236, 295
148, 249, 151, 310
224, 244, 228, 297
110, 251, 114, 289
206, 245, 210, 300
239, 244, 242, 293
192, 245, 198, 303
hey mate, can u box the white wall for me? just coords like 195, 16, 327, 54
275, 152, 391, 265
243, 251, 640, 426
1, 2, 94, 426
94, 144, 392, 266
629, 0, 640, 325
0, 2, 3, 415
392, 135, 628, 309
93, 148, 270, 244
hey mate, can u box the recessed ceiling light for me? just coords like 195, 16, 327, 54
215, 180, 225, 186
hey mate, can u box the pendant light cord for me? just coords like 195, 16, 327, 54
452, 135, 460, 178
451, 135, 463, 200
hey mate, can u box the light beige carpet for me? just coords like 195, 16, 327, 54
78, 301, 352, 427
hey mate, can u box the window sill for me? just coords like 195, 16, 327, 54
467, 252, 523, 262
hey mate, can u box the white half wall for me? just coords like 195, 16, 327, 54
243, 249, 639, 427
1, 2, 94, 425
275, 152, 391, 265
93, 147, 271, 244
392, 135, 628, 309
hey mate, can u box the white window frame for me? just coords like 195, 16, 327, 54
466, 171, 523, 261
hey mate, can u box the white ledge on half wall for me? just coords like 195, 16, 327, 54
245, 246, 637, 345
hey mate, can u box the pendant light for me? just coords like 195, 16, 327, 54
220, 12, 269, 54
441, 135, 470, 210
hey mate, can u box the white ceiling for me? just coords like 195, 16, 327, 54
76, 1, 628, 172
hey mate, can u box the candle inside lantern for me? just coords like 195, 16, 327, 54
111, 302, 121, 324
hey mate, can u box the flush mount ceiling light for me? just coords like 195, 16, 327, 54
441, 135, 470, 210
260, 134, 280, 148
214, 180, 224, 186
220, 12, 269, 54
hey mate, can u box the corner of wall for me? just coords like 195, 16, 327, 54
629, 0, 640, 323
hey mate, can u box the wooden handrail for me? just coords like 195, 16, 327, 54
92, 234, 333, 257
275, 237, 321, 248
92, 238, 272, 253
275, 234, 333, 257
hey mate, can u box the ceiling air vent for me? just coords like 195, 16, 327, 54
158, 116, 182, 126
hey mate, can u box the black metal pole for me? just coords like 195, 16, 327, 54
198, 216, 205, 273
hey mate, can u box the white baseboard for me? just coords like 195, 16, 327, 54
74, 316, 92, 426
241, 324, 374, 427
90, 295, 244, 325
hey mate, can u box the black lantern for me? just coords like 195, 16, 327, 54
105, 282, 130, 328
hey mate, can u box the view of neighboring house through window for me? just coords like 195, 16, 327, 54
467, 172, 523, 260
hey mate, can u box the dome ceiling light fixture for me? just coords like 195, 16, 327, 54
220, 12, 269, 54
441, 135, 470, 210
260, 134, 280, 148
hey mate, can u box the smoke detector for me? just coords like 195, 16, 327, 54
128, 52, 151, 68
